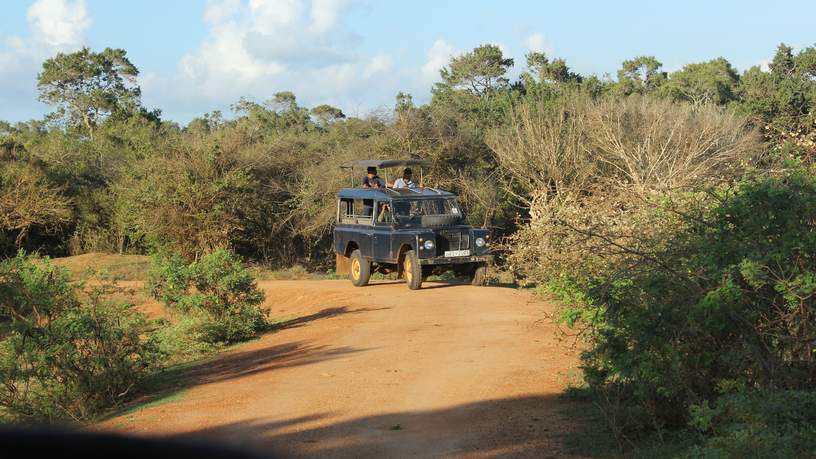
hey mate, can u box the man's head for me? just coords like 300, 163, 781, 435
403, 168, 412, 180
366, 166, 377, 178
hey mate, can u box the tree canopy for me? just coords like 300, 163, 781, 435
435, 44, 514, 98
37, 47, 142, 139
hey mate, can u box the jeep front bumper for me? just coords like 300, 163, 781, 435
418, 255, 491, 265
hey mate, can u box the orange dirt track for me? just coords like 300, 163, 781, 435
100, 279, 591, 458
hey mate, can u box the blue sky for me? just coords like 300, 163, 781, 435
1, 0, 814, 123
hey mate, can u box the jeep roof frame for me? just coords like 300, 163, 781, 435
341, 158, 431, 188
336, 187, 455, 200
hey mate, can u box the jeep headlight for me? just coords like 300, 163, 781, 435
475, 237, 486, 248
423, 240, 435, 250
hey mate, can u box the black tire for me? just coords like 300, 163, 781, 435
470, 263, 487, 286
421, 266, 432, 282
403, 250, 423, 290
350, 249, 371, 287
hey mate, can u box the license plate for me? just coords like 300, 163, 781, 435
444, 250, 470, 257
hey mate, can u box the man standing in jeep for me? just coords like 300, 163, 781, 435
393, 168, 417, 189
362, 166, 385, 188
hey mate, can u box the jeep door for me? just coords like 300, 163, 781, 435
372, 200, 394, 262
336, 197, 374, 257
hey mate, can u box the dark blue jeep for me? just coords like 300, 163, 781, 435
333, 160, 492, 290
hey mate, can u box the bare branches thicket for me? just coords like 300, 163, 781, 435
0, 163, 72, 248
489, 94, 761, 282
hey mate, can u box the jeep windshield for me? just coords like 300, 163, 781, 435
392, 198, 464, 225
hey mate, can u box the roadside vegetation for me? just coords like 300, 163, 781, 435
0, 253, 161, 422
2, 41, 816, 456
0, 250, 267, 422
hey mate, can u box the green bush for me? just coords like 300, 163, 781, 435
537, 168, 816, 439
0, 253, 161, 422
151, 314, 215, 365
686, 390, 816, 458
146, 251, 193, 310
148, 249, 268, 344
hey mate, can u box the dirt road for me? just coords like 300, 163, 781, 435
101, 280, 590, 458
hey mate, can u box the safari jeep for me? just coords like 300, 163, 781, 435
333, 160, 492, 290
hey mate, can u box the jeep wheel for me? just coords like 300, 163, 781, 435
350, 249, 371, 287
421, 266, 432, 282
403, 250, 423, 290
470, 263, 487, 286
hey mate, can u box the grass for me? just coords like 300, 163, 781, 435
50, 253, 519, 287
556, 379, 705, 459
51, 253, 150, 281
250, 265, 338, 281
557, 405, 618, 457
114, 389, 190, 418
51, 253, 339, 283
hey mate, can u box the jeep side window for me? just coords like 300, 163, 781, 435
376, 201, 392, 224
352, 199, 373, 225
339, 198, 353, 223
337, 198, 373, 225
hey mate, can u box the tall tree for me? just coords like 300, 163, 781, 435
310, 104, 346, 126
738, 43, 816, 154
435, 44, 514, 98
523, 52, 581, 85
395, 91, 415, 114
769, 43, 795, 78
37, 47, 141, 139
617, 56, 666, 95
665, 58, 740, 105
267, 92, 311, 131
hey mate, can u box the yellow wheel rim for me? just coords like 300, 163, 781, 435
404, 257, 412, 283
351, 258, 360, 280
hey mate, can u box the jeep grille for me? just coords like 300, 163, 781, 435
436, 230, 470, 253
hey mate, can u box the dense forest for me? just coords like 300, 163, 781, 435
3, 43, 811, 265
2, 42, 816, 455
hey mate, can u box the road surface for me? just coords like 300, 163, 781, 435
100, 280, 590, 458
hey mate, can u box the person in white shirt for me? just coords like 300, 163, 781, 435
393, 168, 417, 189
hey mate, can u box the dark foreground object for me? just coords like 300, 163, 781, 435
0, 425, 277, 459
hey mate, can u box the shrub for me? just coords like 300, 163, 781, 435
491, 94, 760, 287
0, 161, 73, 251
148, 249, 268, 344
151, 314, 215, 365
531, 169, 816, 440
493, 95, 781, 436
686, 390, 816, 458
146, 251, 193, 310
0, 253, 161, 422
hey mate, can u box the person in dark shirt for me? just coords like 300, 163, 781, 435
361, 166, 385, 188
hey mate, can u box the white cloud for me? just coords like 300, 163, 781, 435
525, 32, 556, 58
363, 54, 392, 78
178, 21, 286, 90
204, 0, 241, 24
525, 33, 546, 53
27, 0, 92, 51
249, 0, 302, 28
0, 0, 92, 120
309, 0, 349, 33
143, 0, 414, 120
422, 39, 455, 82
